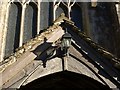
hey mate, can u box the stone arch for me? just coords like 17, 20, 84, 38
54, 2, 83, 30
4, 2, 22, 58
23, 2, 38, 44
19, 71, 111, 89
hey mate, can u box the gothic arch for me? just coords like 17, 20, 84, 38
19, 71, 111, 89
54, 2, 83, 30
5, 2, 22, 58
23, 2, 38, 44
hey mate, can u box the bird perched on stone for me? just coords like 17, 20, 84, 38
53, 13, 74, 25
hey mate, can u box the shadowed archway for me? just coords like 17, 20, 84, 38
19, 71, 111, 89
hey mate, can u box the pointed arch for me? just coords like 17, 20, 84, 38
54, 2, 83, 30
23, 2, 38, 44
4, 2, 22, 58
20, 71, 111, 89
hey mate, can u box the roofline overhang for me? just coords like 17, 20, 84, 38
1, 14, 120, 88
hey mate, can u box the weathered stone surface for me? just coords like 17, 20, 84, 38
1, 52, 37, 87
69, 45, 116, 88
88, 2, 120, 58
0, 25, 64, 88
22, 57, 63, 86
0, 1, 120, 89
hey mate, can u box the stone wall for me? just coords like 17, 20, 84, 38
0, 1, 120, 62
87, 2, 120, 58
0, 0, 8, 62
0, 1, 84, 62
0, 0, 52, 62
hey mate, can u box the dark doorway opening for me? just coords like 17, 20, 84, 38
19, 71, 111, 89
